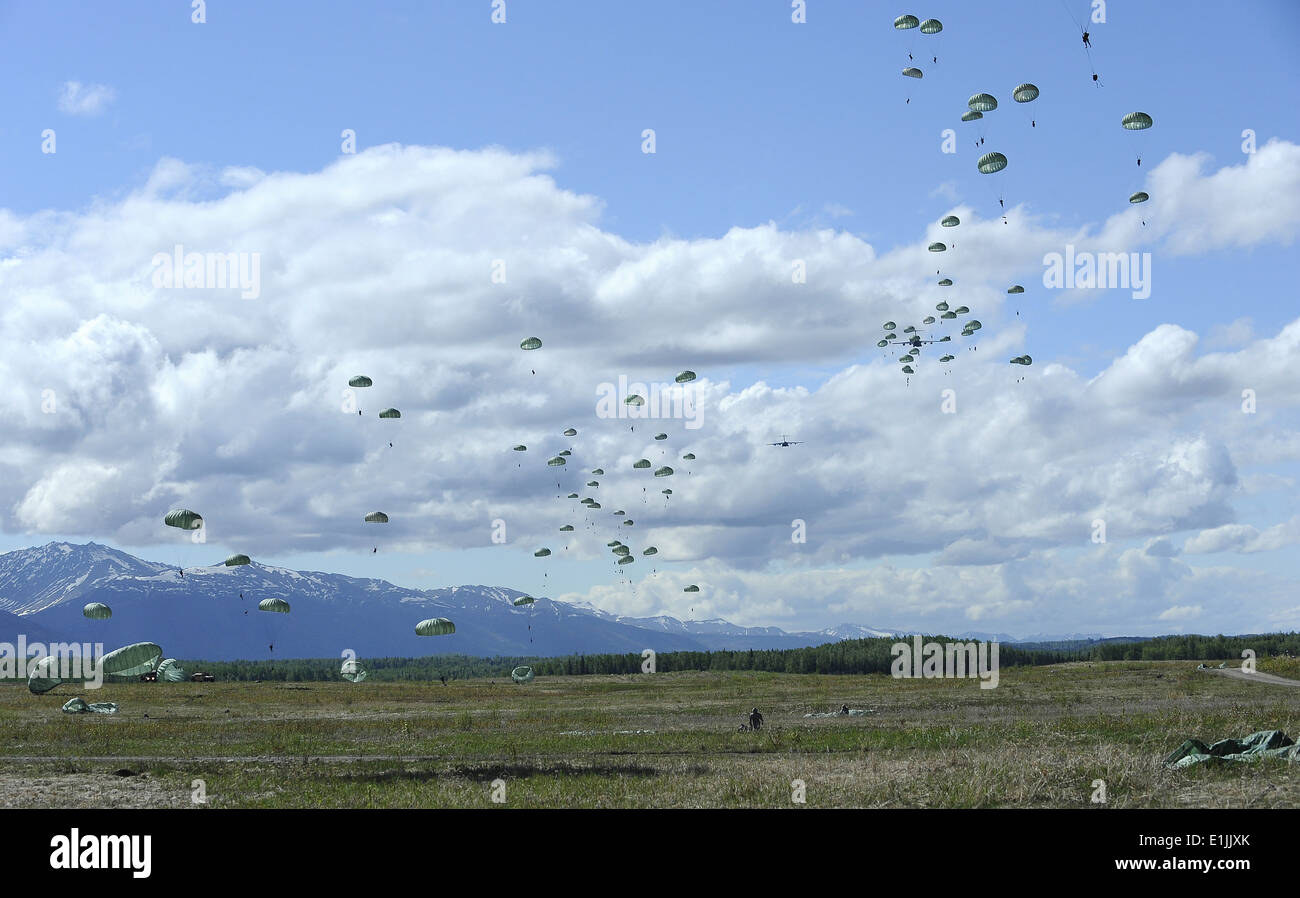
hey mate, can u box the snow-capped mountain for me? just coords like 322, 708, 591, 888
0, 542, 906, 660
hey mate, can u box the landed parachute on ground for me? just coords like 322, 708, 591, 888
341, 659, 367, 683
512, 666, 535, 684
164, 509, 202, 530
259, 598, 290, 613
82, 602, 112, 620
101, 642, 164, 682
415, 618, 456, 636
156, 658, 187, 682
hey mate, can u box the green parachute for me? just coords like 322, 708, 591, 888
513, 445, 527, 452
341, 659, 368, 683
625, 394, 645, 406
938, 278, 952, 286
225, 554, 251, 566
968, 93, 998, 112
1129, 191, 1150, 204
520, 337, 543, 350
675, 371, 697, 383
563, 428, 578, 436
902, 67, 923, 79
560, 525, 575, 532
684, 585, 700, 592
961, 110, 983, 122
1012, 83, 1039, 103
928, 242, 947, 252
1121, 112, 1153, 131
512, 666, 535, 684
547, 456, 566, 466
348, 376, 373, 388
379, 408, 401, 418
893, 15, 919, 29
82, 602, 112, 620
1010, 355, 1033, 366
977, 152, 1008, 174
920, 18, 942, 34
654, 466, 674, 477
415, 618, 456, 636
365, 511, 389, 523
940, 216, 960, 227
156, 658, 187, 682
164, 509, 203, 530
654, 433, 668, 441
514, 596, 536, 606
534, 548, 551, 557
633, 459, 652, 469
1007, 285, 1025, 294
259, 597, 290, 613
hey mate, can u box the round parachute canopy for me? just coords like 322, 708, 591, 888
588, 502, 602, 509
587, 481, 599, 487
903, 325, 917, 333
341, 659, 367, 683
902, 67, 924, 79
940, 354, 955, 362
520, 337, 542, 350
534, 548, 551, 557
1011, 355, 1033, 366
512, 666, 535, 684
101, 642, 163, 680
643, 547, 658, 556
968, 93, 998, 112
560, 525, 575, 531
940, 216, 960, 227
547, 456, 566, 467
224, 554, 251, 566
1012, 83, 1039, 103
614, 510, 626, 516
893, 14, 919, 29
1007, 285, 1025, 294
954, 305, 969, 315
259, 597, 290, 614
348, 376, 373, 388
938, 278, 952, 286
901, 366, 915, 374
682, 453, 696, 460
883, 333, 895, 340
365, 511, 389, 523
614, 546, 631, 556
618, 556, 635, 565
82, 602, 112, 620
569, 493, 580, 499
654, 433, 668, 441
415, 618, 456, 636
513, 445, 527, 452
877, 340, 889, 348
883, 321, 897, 331
164, 509, 203, 530
936, 301, 949, 311
1121, 111, 1153, 131
942, 311, 957, 319
939, 335, 952, 342
923, 316, 936, 325
920, 18, 942, 33
514, 596, 535, 606
928, 242, 947, 252
563, 428, 577, 436
27, 656, 64, 694
156, 658, 187, 682
675, 371, 697, 384
592, 468, 605, 475
606, 540, 621, 547
633, 459, 652, 469
977, 152, 1008, 174
558, 450, 572, 457
968, 320, 983, 331
961, 110, 983, 122
378, 408, 401, 418
684, 585, 700, 593
900, 355, 914, 364
662, 489, 673, 495
623, 519, 635, 526
1129, 191, 1150, 204
654, 466, 674, 477
625, 395, 645, 406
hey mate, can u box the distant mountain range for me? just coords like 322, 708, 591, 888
0, 542, 908, 661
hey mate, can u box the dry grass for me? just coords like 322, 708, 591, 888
1, 660, 1297, 807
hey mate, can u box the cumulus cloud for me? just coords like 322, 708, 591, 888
57, 81, 116, 116
0, 141, 1297, 633
1183, 517, 1300, 555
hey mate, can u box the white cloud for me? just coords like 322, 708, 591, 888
0, 141, 1296, 633
57, 81, 117, 117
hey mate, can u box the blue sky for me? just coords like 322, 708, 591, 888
1, 0, 1298, 637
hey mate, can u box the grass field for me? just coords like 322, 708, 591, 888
2, 660, 1297, 808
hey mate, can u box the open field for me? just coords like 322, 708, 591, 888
2, 660, 1297, 808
